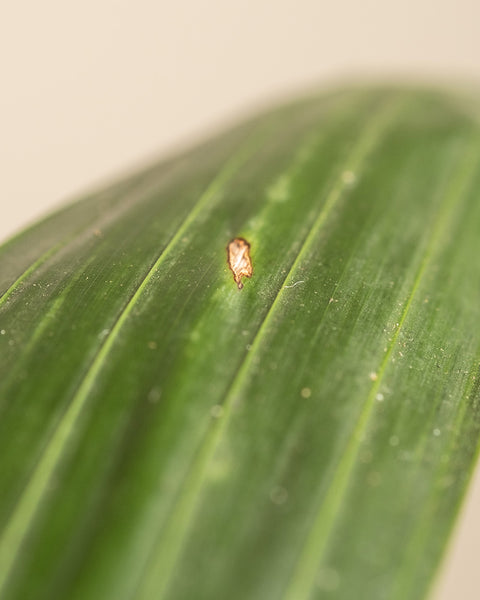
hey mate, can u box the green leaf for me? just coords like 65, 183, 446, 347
1, 87, 480, 600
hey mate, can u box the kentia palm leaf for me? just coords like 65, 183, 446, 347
1, 87, 480, 600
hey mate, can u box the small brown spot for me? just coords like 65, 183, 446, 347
227, 238, 252, 290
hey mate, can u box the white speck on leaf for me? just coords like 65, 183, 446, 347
210, 405, 224, 419
147, 388, 161, 403
341, 170, 357, 185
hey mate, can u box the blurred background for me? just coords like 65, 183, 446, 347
1, 1, 479, 597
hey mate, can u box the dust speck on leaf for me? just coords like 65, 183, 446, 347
341, 170, 357, 185
270, 485, 288, 505
210, 405, 224, 419
148, 388, 161, 403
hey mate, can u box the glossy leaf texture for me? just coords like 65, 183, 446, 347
1, 87, 480, 600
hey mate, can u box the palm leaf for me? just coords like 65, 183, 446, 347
1, 87, 480, 600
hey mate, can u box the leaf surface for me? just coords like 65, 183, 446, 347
1, 87, 480, 600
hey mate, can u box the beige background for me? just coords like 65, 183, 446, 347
1, 1, 480, 598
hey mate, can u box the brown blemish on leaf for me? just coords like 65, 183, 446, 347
227, 238, 252, 290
